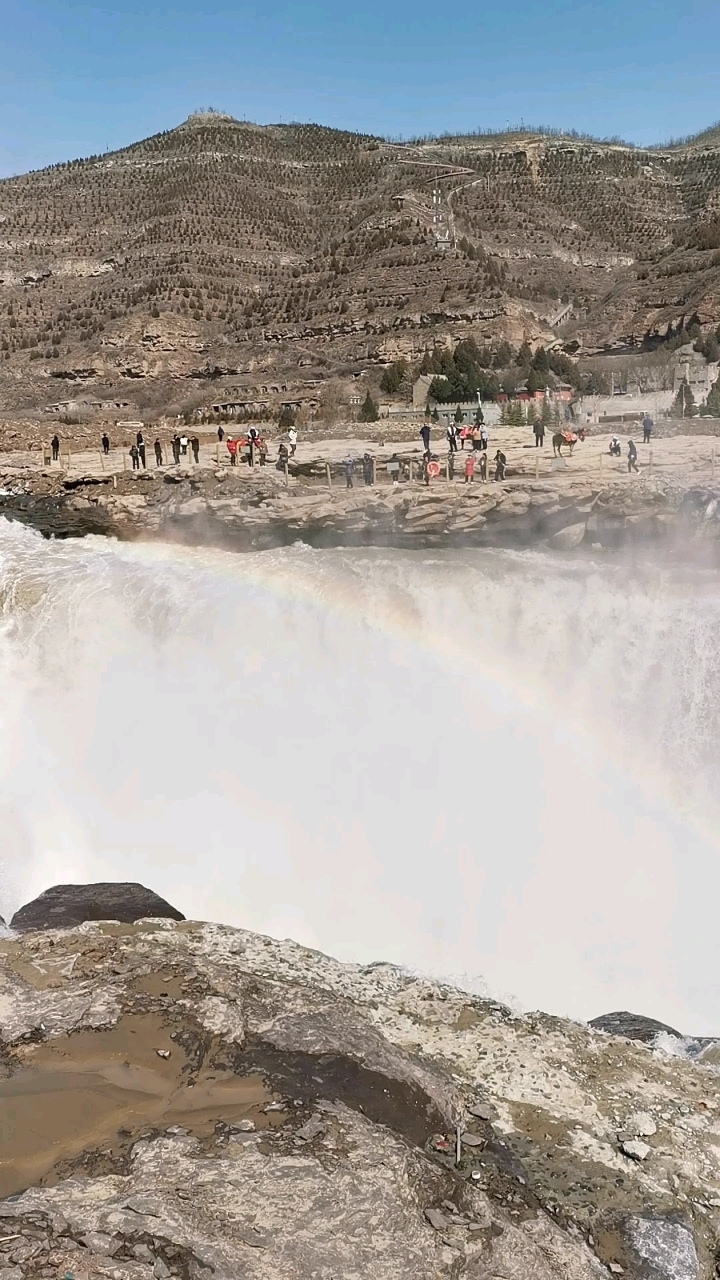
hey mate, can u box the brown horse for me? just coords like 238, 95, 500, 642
552, 430, 578, 457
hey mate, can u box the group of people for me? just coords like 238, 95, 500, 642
608, 414, 653, 473
127, 430, 201, 469
442, 420, 489, 453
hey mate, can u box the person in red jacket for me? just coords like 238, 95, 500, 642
227, 437, 238, 466
464, 453, 475, 484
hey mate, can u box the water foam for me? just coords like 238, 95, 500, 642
1, 522, 719, 1031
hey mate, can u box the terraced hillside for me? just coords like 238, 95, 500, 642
2, 110, 720, 419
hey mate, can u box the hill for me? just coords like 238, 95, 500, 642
3, 111, 720, 423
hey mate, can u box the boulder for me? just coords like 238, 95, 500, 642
548, 521, 586, 551
10, 882, 185, 932
589, 1011, 682, 1043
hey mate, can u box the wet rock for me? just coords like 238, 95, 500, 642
297, 1115, 326, 1141
548, 521, 586, 550
589, 1011, 682, 1042
468, 1102, 495, 1120
625, 1216, 698, 1280
10, 881, 185, 931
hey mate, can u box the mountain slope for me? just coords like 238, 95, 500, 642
2, 112, 720, 418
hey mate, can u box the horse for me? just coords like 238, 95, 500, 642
552, 430, 578, 457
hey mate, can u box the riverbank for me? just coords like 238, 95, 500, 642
1, 428, 720, 554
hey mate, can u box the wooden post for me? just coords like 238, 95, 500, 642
446, 460, 450, 482
326, 462, 332, 488
409, 460, 414, 485
455, 1125, 462, 1167
372, 457, 376, 485
100, 451, 105, 472
123, 450, 128, 471
284, 461, 289, 486
535, 453, 539, 480
649, 449, 653, 477
713, 444, 716, 481
216, 442, 220, 465
112, 474, 117, 489
600, 451, 603, 477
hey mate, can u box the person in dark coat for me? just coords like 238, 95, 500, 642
419, 424, 431, 454
101, 433, 110, 455
51, 434, 60, 461
172, 435, 181, 464
129, 444, 140, 470
344, 457, 354, 489
494, 449, 507, 481
191, 437, 200, 463
154, 439, 163, 466
217, 425, 225, 441
628, 439, 639, 473
362, 453, 373, 485
138, 439, 146, 468
533, 419, 544, 447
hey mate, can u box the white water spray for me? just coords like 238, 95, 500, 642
1, 521, 719, 1032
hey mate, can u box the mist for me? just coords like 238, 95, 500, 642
1, 521, 719, 1032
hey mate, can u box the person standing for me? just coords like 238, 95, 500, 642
288, 426, 298, 456
494, 448, 507, 480
479, 451, 487, 482
129, 444, 140, 470
628, 439, 639, 473
345, 456, 354, 489
642, 414, 653, 444
101, 432, 110, 456
172, 434, 181, 464
480, 423, 488, 451
227, 437, 238, 466
217, 425, 225, 442
138, 438, 146, 468
420, 423, 431, 454
446, 422, 458, 452
464, 453, 475, 484
154, 438, 163, 466
191, 436, 200, 464
533, 418, 544, 447
362, 453, 373, 486
51, 434, 60, 462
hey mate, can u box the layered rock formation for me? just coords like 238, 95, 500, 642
4, 462, 720, 555
0, 900, 717, 1279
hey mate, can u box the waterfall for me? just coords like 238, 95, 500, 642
1, 520, 719, 1032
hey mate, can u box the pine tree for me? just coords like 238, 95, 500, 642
359, 391, 379, 423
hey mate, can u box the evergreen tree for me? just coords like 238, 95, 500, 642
278, 405, 295, 429
454, 404, 464, 424
359, 391, 379, 422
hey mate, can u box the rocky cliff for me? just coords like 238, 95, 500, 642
0, 895, 717, 1280
3, 460, 720, 556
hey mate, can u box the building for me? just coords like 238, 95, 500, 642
670, 344, 719, 400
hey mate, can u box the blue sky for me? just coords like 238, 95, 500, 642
2, 0, 719, 176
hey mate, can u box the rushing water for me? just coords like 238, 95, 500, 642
1, 520, 719, 1031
